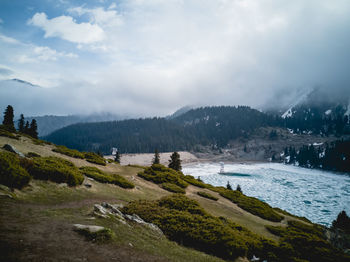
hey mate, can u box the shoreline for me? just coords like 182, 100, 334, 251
106, 151, 270, 167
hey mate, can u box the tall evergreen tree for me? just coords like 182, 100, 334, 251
2, 105, 15, 132
168, 151, 182, 171
18, 114, 25, 132
24, 121, 30, 134
29, 119, 38, 138
153, 149, 160, 164
115, 151, 121, 163
226, 181, 232, 190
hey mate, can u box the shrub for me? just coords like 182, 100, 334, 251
28, 157, 84, 186
216, 187, 284, 222
265, 221, 350, 262
138, 164, 188, 188
25, 152, 41, 158
79, 166, 134, 189
84, 152, 106, 166
161, 183, 186, 194
273, 207, 311, 223
0, 126, 19, 140
122, 194, 268, 261
183, 175, 207, 188
197, 191, 218, 201
0, 151, 31, 189
52, 145, 84, 159
74, 227, 114, 242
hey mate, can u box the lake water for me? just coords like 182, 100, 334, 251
183, 163, 350, 226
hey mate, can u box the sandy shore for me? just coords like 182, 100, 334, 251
106, 151, 200, 166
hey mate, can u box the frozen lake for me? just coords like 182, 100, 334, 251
183, 163, 350, 226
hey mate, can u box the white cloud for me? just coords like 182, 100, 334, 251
68, 6, 122, 27
28, 12, 105, 44
108, 3, 117, 10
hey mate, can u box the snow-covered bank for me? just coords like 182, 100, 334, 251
183, 162, 350, 227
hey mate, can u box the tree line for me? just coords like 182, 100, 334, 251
283, 139, 350, 173
1, 105, 38, 139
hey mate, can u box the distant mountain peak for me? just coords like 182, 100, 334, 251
10, 78, 37, 87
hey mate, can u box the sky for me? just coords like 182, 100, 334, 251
0, 0, 350, 117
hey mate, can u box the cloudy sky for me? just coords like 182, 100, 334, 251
0, 0, 349, 117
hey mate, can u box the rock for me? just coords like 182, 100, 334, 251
2, 144, 25, 157
102, 202, 125, 218
84, 183, 92, 188
87, 177, 94, 181
73, 224, 105, 233
124, 213, 163, 235
93, 204, 112, 218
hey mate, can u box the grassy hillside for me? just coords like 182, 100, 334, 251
0, 130, 349, 261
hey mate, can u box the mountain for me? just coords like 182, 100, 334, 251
23, 113, 127, 137
166, 106, 193, 119
44, 106, 278, 154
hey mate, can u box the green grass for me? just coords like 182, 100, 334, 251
0, 126, 19, 140
25, 152, 41, 158
84, 152, 106, 166
79, 166, 134, 189
122, 194, 277, 261
74, 227, 114, 242
183, 175, 208, 188
138, 164, 188, 188
161, 183, 186, 194
215, 187, 284, 222
52, 145, 84, 159
197, 191, 218, 201
273, 207, 311, 223
27, 156, 84, 186
0, 151, 31, 189
265, 221, 350, 262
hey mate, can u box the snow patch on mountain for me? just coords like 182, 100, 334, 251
325, 109, 332, 115
281, 88, 313, 118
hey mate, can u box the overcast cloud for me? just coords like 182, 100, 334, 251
0, 0, 349, 117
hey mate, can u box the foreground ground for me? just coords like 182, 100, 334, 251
0, 135, 329, 261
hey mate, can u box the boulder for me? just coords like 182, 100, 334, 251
2, 144, 25, 157
73, 224, 105, 233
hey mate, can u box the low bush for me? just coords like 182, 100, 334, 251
216, 187, 284, 222
138, 164, 188, 188
183, 175, 208, 188
25, 152, 41, 158
265, 221, 349, 262
79, 166, 134, 189
74, 227, 114, 242
197, 191, 218, 201
84, 152, 106, 166
161, 183, 186, 194
0, 126, 19, 140
27, 157, 84, 186
273, 207, 311, 223
52, 145, 84, 159
122, 194, 265, 261
0, 151, 31, 189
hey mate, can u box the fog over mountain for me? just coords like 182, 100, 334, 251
1, 1, 350, 117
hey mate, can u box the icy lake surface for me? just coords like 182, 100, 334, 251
183, 163, 350, 226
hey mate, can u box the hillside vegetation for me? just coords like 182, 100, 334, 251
0, 129, 349, 262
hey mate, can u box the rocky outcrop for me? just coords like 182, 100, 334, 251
92, 202, 163, 236
2, 144, 25, 157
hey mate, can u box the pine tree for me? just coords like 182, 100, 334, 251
24, 121, 30, 134
115, 151, 121, 163
18, 114, 25, 132
226, 181, 232, 190
236, 184, 242, 193
2, 105, 15, 132
153, 149, 160, 164
168, 152, 182, 171
29, 119, 38, 138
